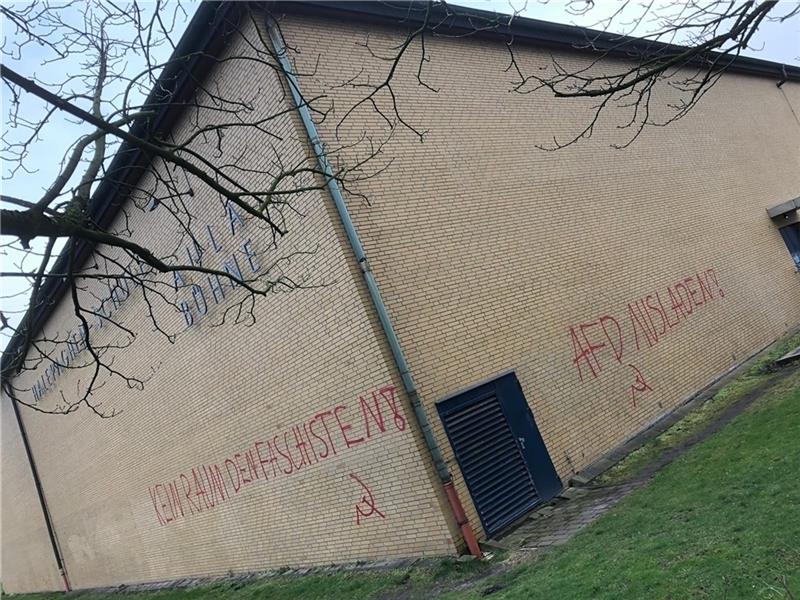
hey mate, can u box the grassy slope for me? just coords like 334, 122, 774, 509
596, 331, 800, 486
19, 558, 493, 600
443, 365, 800, 599
17, 335, 800, 600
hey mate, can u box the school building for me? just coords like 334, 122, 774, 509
3, 1, 799, 593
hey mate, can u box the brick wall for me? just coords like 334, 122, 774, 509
4, 6, 799, 592
278, 11, 800, 538
1, 15, 455, 593
1, 394, 63, 592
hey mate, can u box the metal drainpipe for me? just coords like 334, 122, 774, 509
266, 18, 482, 558
7, 391, 72, 591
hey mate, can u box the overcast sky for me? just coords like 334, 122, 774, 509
476, 0, 800, 64
2, 0, 799, 351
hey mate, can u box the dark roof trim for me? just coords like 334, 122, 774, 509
1, 1, 240, 377
4, 0, 799, 378
281, 1, 800, 82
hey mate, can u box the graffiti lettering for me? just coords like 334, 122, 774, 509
567, 267, 726, 403
146, 385, 405, 526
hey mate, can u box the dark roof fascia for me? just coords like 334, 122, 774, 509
278, 1, 800, 83
1, 1, 241, 378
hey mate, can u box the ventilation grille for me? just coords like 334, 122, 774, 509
442, 393, 540, 536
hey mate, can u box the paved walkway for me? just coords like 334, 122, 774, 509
487, 363, 796, 554
491, 483, 639, 551
776, 345, 800, 365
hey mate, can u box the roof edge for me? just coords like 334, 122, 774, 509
278, 1, 800, 82
1, 1, 241, 378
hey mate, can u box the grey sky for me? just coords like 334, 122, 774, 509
475, 0, 800, 65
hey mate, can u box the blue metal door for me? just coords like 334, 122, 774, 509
437, 372, 561, 537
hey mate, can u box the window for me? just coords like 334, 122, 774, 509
780, 223, 800, 270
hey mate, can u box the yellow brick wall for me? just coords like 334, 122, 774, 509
1, 394, 63, 592
4, 7, 800, 592
278, 12, 800, 538
1, 15, 455, 594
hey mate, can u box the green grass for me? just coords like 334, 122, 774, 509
438, 364, 800, 600
15, 334, 800, 600
595, 331, 800, 486
17, 557, 496, 600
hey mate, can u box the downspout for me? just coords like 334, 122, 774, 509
265, 18, 482, 558
6, 391, 71, 591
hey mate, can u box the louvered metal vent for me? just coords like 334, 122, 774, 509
440, 392, 540, 536
438, 372, 561, 538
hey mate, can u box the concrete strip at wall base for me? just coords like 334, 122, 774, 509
51, 555, 457, 597
776, 345, 800, 366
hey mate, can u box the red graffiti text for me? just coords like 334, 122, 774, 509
567, 267, 726, 404
147, 385, 405, 526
